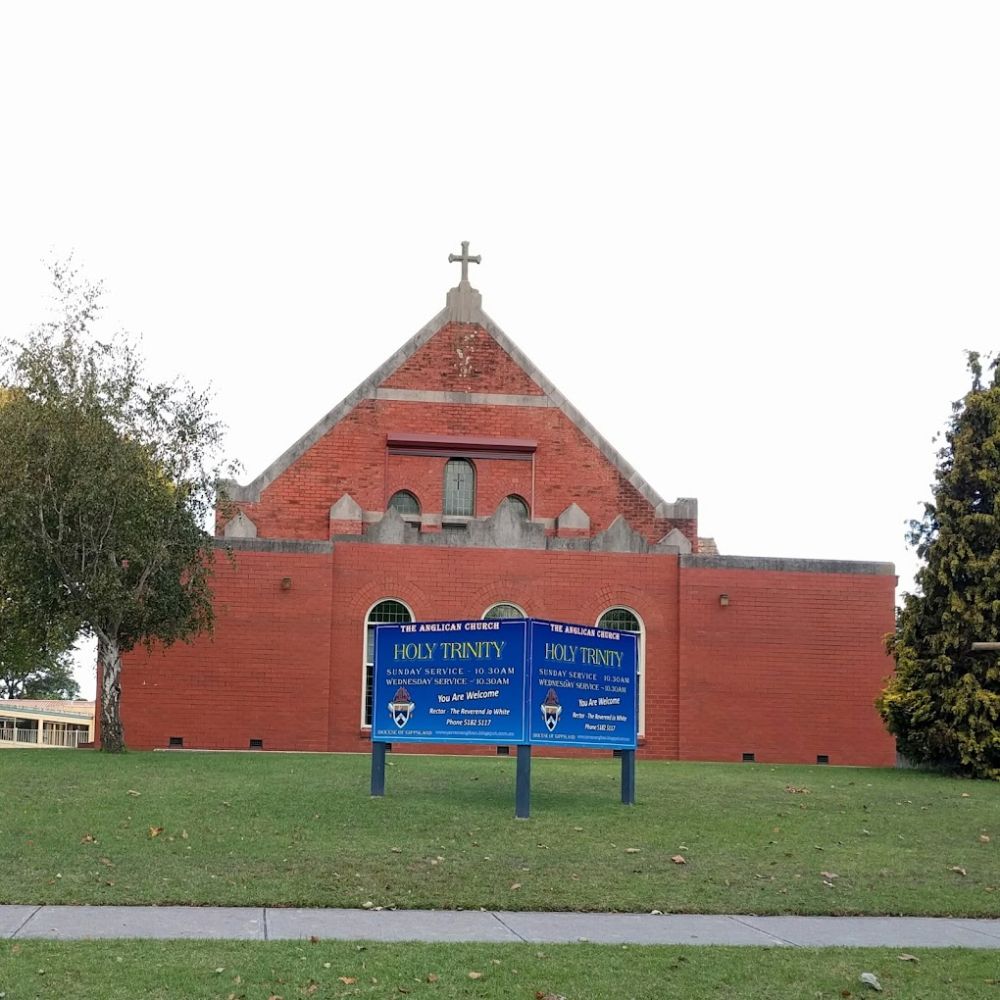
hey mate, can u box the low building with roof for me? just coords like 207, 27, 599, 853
0, 700, 95, 748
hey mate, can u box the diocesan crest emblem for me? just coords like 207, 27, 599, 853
388, 686, 415, 728
540, 687, 562, 731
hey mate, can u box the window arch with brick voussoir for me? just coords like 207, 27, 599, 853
388, 490, 420, 517
363, 599, 413, 727
596, 606, 645, 737
483, 602, 526, 620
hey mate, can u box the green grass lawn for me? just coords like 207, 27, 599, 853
0, 750, 996, 914
3, 941, 999, 999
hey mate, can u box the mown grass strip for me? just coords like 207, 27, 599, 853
1, 750, 996, 914
3, 940, 999, 1000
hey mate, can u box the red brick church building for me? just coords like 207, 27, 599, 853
118, 246, 896, 766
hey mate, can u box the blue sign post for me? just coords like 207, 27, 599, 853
370, 617, 638, 815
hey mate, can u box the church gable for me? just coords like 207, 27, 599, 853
221, 245, 696, 547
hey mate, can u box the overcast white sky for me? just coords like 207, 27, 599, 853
2, 3, 998, 699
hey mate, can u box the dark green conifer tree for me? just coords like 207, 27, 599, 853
879, 353, 1000, 779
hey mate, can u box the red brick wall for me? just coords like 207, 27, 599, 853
677, 566, 896, 766
228, 398, 681, 542
327, 543, 680, 756
115, 543, 898, 766
382, 324, 546, 396
120, 550, 333, 752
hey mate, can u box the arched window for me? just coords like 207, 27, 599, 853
597, 606, 645, 736
483, 602, 526, 620
388, 490, 420, 516
444, 459, 475, 516
500, 494, 529, 518
363, 599, 413, 727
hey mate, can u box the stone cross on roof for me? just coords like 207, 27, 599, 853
448, 241, 481, 283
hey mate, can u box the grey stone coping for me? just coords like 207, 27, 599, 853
213, 538, 334, 555
681, 554, 896, 576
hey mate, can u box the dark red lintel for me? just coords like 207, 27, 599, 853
387, 432, 537, 458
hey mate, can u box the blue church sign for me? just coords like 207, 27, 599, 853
371, 618, 637, 750
372, 618, 528, 745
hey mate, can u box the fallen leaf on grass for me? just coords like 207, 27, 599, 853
99, 857, 114, 867
961, 792, 971, 798
671, 855, 686, 864
426, 973, 439, 983
820, 872, 839, 880
510, 882, 522, 890
338, 977, 357, 985
625, 847, 641, 854
468, 971, 483, 979
308, 935, 320, 944
304, 981, 318, 995
80, 833, 96, 844
898, 954, 919, 962
785, 785, 810, 794
148, 826, 163, 839
127, 789, 141, 797
950, 866, 968, 876
536, 993, 568, 1000
979, 834, 991, 844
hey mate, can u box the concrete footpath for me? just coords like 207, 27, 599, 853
2, 906, 999, 948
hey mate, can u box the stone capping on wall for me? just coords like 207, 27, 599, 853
220, 291, 696, 523
680, 554, 896, 576
214, 538, 334, 555
332, 511, 689, 555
